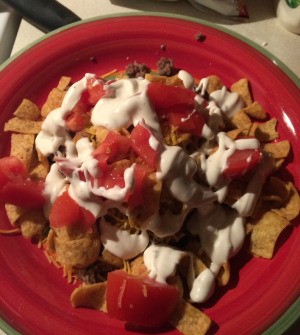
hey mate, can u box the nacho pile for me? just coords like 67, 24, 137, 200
1, 59, 300, 335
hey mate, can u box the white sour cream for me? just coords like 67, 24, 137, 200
100, 218, 149, 260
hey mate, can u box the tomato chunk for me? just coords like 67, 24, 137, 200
147, 82, 196, 116
65, 112, 90, 132
0, 156, 28, 187
107, 270, 179, 328
89, 132, 133, 193
146, 82, 206, 137
0, 156, 45, 208
130, 123, 158, 170
65, 91, 90, 132
87, 77, 108, 105
0, 180, 45, 208
92, 131, 131, 164
127, 164, 150, 208
49, 190, 95, 230
222, 149, 262, 179
168, 110, 205, 137
102, 162, 128, 190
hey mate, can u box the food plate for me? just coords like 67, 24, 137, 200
0, 13, 299, 335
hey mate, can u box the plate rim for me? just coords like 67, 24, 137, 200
1, 12, 299, 87
0, 12, 299, 335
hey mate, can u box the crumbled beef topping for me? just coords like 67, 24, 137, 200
89, 56, 98, 63
125, 61, 151, 78
157, 57, 176, 76
195, 32, 206, 42
77, 260, 119, 284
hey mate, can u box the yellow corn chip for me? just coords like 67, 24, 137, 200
145, 73, 185, 87
192, 255, 208, 276
248, 122, 259, 137
169, 298, 211, 335
245, 221, 255, 235
272, 182, 300, 221
128, 256, 148, 276
5, 204, 26, 226
29, 161, 49, 179
95, 126, 109, 145
100, 249, 123, 269
4, 117, 42, 134
70, 282, 107, 312
263, 140, 290, 159
13, 99, 40, 121
230, 110, 252, 133
262, 176, 290, 207
216, 261, 230, 286
231, 78, 252, 107
243, 101, 267, 120
50, 225, 101, 268
204, 75, 223, 94
37, 149, 50, 169
161, 123, 191, 146
226, 128, 244, 140
57, 76, 71, 91
250, 211, 290, 259
10, 133, 35, 171
18, 209, 47, 239
255, 118, 279, 142
41, 88, 67, 117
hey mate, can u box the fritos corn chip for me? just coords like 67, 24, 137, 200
13, 98, 40, 121
169, 299, 211, 335
249, 211, 290, 259
10, 133, 35, 171
70, 282, 107, 312
4, 117, 42, 134
231, 78, 252, 107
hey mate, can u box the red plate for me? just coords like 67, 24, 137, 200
0, 14, 299, 335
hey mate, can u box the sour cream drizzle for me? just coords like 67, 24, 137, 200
143, 205, 245, 303
100, 218, 149, 260
92, 78, 160, 134
36, 72, 268, 303
36, 74, 95, 157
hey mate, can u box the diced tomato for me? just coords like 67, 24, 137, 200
65, 112, 90, 132
73, 90, 90, 114
102, 162, 127, 189
146, 82, 206, 137
0, 180, 45, 208
127, 164, 150, 208
65, 90, 90, 132
91, 132, 132, 191
107, 270, 179, 328
130, 123, 158, 170
0, 156, 28, 187
93, 131, 131, 164
146, 82, 196, 116
168, 110, 205, 137
0, 156, 45, 208
222, 149, 262, 179
49, 190, 95, 230
86, 77, 107, 105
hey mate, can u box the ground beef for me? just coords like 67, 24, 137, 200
157, 57, 176, 76
195, 32, 206, 42
125, 61, 151, 78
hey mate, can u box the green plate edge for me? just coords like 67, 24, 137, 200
0, 12, 299, 335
